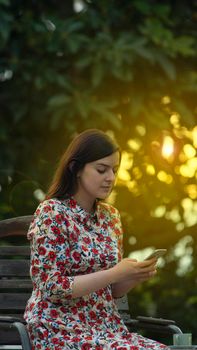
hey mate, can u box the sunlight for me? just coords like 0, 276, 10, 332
117, 151, 133, 182
127, 138, 142, 152
146, 164, 155, 175
162, 135, 174, 159
183, 144, 196, 159
157, 171, 173, 184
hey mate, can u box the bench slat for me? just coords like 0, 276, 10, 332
0, 293, 31, 310
0, 279, 32, 290
0, 246, 30, 256
0, 260, 30, 277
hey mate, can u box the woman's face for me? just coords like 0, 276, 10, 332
76, 151, 120, 202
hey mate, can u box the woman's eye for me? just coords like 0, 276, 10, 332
97, 169, 106, 174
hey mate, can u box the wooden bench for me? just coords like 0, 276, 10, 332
0, 216, 184, 350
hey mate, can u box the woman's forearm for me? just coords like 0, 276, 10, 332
112, 279, 139, 298
72, 268, 117, 298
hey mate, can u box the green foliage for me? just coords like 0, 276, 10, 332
0, 0, 197, 340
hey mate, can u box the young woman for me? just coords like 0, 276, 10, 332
24, 129, 169, 349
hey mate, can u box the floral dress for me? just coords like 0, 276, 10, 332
24, 197, 169, 350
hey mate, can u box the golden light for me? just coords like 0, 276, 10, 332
135, 124, 146, 136
127, 138, 142, 152
161, 95, 171, 104
183, 144, 196, 159
132, 167, 142, 179
146, 164, 156, 175
184, 184, 197, 199
162, 136, 174, 160
157, 171, 173, 184
170, 113, 180, 128
117, 151, 133, 182
179, 164, 194, 178
192, 126, 197, 148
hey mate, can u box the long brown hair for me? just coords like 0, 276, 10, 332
46, 129, 120, 199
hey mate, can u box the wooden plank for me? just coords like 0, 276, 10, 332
0, 293, 30, 310
0, 216, 33, 238
0, 246, 30, 257
0, 260, 30, 277
0, 279, 32, 290
0, 324, 22, 345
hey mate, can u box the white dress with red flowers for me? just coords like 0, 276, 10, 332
24, 198, 169, 350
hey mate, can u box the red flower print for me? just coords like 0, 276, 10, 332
56, 235, 65, 244
38, 246, 46, 255
82, 245, 88, 252
55, 214, 64, 223
41, 301, 48, 309
83, 236, 91, 244
89, 258, 95, 266
79, 312, 86, 322
35, 208, 40, 215
43, 263, 51, 270
62, 279, 70, 289
37, 237, 45, 244
41, 272, 48, 282
72, 251, 81, 261
31, 266, 39, 276
60, 306, 67, 313
92, 248, 99, 254
51, 337, 59, 344
89, 310, 97, 319
50, 309, 58, 318
48, 251, 56, 261
96, 303, 104, 310
97, 235, 104, 242
70, 232, 78, 242
65, 247, 70, 257
100, 212, 105, 219
43, 205, 52, 213
81, 343, 92, 350
51, 226, 61, 235
56, 261, 65, 271
106, 294, 112, 302
70, 306, 78, 314
44, 218, 52, 226
69, 199, 77, 208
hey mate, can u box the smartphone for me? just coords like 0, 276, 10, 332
144, 249, 167, 260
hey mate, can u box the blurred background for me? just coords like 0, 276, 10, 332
0, 0, 197, 344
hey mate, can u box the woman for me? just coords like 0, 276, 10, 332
24, 129, 169, 349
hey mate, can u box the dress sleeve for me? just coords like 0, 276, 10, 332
113, 207, 124, 262
28, 200, 75, 303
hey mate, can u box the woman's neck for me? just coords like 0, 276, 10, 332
73, 193, 95, 213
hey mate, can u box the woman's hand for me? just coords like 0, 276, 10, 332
111, 258, 157, 298
110, 258, 157, 284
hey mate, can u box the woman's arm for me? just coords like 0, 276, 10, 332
72, 258, 157, 298
111, 261, 157, 298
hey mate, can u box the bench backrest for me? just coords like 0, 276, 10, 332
0, 216, 32, 344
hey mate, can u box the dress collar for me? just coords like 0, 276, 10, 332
63, 196, 100, 224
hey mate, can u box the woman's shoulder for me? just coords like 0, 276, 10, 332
33, 198, 64, 217
98, 201, 120, 217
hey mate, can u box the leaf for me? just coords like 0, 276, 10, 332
0, 0, 10, 5
155, 52, 176, 80
47, 94, 71, 108
91, 63, 104, 87
173, 99, 195, 127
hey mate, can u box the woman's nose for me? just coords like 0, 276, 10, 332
106, 169, 115, 181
